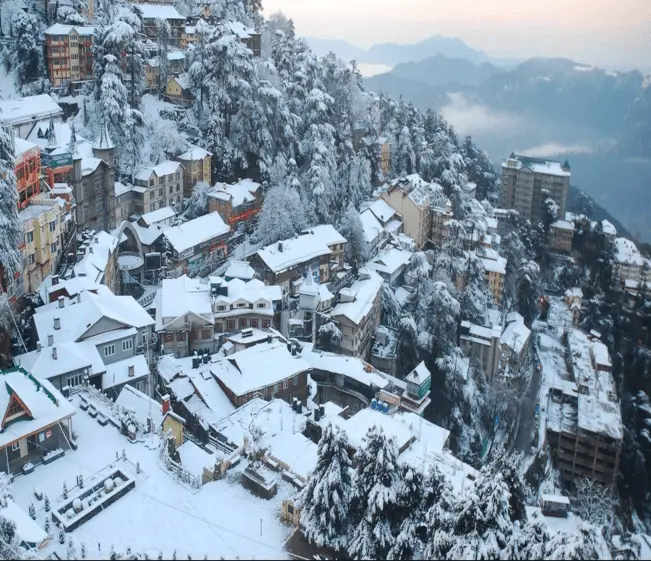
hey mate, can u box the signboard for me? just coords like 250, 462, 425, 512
42, 152, 73, 169
418, 376, 432, 399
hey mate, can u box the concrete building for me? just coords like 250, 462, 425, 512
380, 175, 431, 250
500, 153, 570, 225
144, 51, 186, 90
330, 269, 383, 360
176, 146, 212, 198
479, 248, 507, 306
459, 321, 502, 379
44, 24, 95, 89
500, 312, 532, 375
613, 237, 650, 284
207, 179, 262, 232
128, 4, 185, 47
549, 220, 575, 253
13, 138, 42, 211
134, 160, 184, 214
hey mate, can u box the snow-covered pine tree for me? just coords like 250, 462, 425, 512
337, 206, 366, 269
57, 0, 88, 25
425, 281, 461, 360
348, 426, 401, 560
116, 6, 147, 109
299, 423, 353, 553
255, 182, 306, 246
317, 322, 342, 353
514, 510, 551, 560
0, 122, 23, 280
121, 109, 144, 181
459, 253, 492, 325
395, 126, 416, 176
395, 315, 420, 378
155, 18, 172, 90
10, 11, 45, 90
99, 54, 129, 144
387, 464, 425, 560
545, 521, 611, 560
184, 181, 211, 220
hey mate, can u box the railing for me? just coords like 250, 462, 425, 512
138, 291, 157, 307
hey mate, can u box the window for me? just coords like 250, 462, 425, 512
217, 305, 226, 311
249, 319, 258, 328
135, 379, 145, 392
176, 185, 180, 192
104, 344, 115, 357
158, 189, 163, 197
122, 339, 133, 352
28, 254, 35, 266
142, 329, 148, 342
158, 178, 164, 185
176, 332, 185, 341
256, 303, 266, 308
169, 186, 174, 194
11, 442, 19, 452
149, 204, 155, 212
149, 179, 154, 188
96, 199, 104, 212
149, 191, 155, 200
50, 243, 57, 254
67, 373, 82, 387
283, 379, 288, 390
238, 319, 247, 329
262, 320, 270, 329
292, 375, 298, 386
49, 220, 56, 232
158, 200, 164, 209
287, 504, 294, 515
273, 383, 279, 394
238, 303, 247, 308
25, 231, 34, 243
226, 320, 235, 331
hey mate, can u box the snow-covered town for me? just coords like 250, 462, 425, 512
0, 1, 648, 560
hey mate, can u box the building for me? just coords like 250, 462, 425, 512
0, 367, 75, 475
176, 146, 212, 197
549, 220, 574, 253
366, 246, 412, 287
0, 95, 63, 141
430, 201, 454, 247
224, 261, 255, 282
500, 153, 570, 225
546, 330, 622, 484
500, 312, 532, 375
134, 160, 184, 213
207, 179, 262, 232
564, 288, 583, 326
359, 209, 384, 256
225, 22, 262, 57
329, 269, 383, 360
129, 4, 185, 46
145, 51, 186, 90
69, 125, 117, 231
44, 24, 95, 89
249, 226, 347, 293
114, 180, 147, 222
479, 248, 507, 306
371, 326, 397, 375
614, 237, 650, 284
154, 274, 283, 357
162, 212, 230, 276
165, 74, 194, 106
459, 321, 502, 379
13, 138, 42, 210
380, 175, 431, 249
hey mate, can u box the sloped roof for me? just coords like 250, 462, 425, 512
163, 212, 229, 253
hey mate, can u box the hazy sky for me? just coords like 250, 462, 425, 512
262, 0, 651, 71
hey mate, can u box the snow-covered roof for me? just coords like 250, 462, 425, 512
550, 220, 574, 231
140, 206, 176, 226
225, 21, 257, 39
366, 247, 412, 277
0, 95, 62, 126
224, 260, 255, 280
601, 219, 617, 237
115, 384, 163, 429
157, 276, 213, 324
361, 199, 397, 224
13, 137, 39, 160
0, 499, 47, 547
170, 73, 191, 90
481, 253, 507, 275
503, 154, 571, 178
255, 226, 346, 274
614, 237, 648, 267
163, 212, 229, 254
359, 209, 383, 244
331, 270, 383, 325
501, 317, 531, 355
387, 176, 431, 208
177, 145, 212, 161
81, 157, 104, 176
136, 160, 181, 181
0, 367, 75, 448
102, 355, 149, 389
211, 342, 311, 397
14, 340, 104, 381
44, 23, 95, 36
336, 407, 415, 451
130, 4, 185, 20
209, 179, 261, 208
73, 231, 119, 283
405, 362, 431, 385
128, 220, 166, 247
178, 441, 216, 476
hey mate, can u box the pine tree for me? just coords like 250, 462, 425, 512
155, 18, 172, 90
545, 522, 611, 560
28, 503, 35, 520
317, 322, 342, 353
337, 206, 366, 269
184, 181, 211, 220
44, 495, 50, 513
59, 526, 66, 544
395, 125, 416, 176
57, 0, 88, 25
348, 426, 401, 560
395, 315, 420, 378
81, 543, 86, 559
63, 482, 68, 500
460, 254, 491, 324
11, 11, 45, 89
121, 109, 144, 181
255, 183, 306, 246
100, 54, 129, 143
44, 517, 50, 534
517, 511, 551, 560
387, 464, 424, 560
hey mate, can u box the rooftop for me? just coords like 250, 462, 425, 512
550, 220, 575, 231
503, 154, 571, 178
614, 237, 649, 268
102, 354, 150, 390
361, 199, 397, 224
330, 270, 384, 325
359, 209, 383, 244
208, 179, 261, 209
163, 212, 229, 254
44, 23, 95, 36
366, 247, 412, 277
129, 4, 185, 20
14, 340, 104, 381
114, 384, 163, 430
0, 95, 62, 126
140, 206, 176, 226
177, 145, 212, 161
224, 260, 255, 280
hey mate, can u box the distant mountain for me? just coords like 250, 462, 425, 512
305, 37, 365, 61
391, 54, 503, 87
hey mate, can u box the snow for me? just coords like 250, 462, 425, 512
525, 507, 580, 535
102, 355, 149, 390
573, 65, 595, 72
0, 368, 76, 448
44, 23, 95, 36
366, 247, 412, 277
178, 145, 212, 161
601, 219, 617, 236
140, 206, 176, 226
361, 199, 397, 224
330, 270, 383, 325
481, 253, 507, 275
81, 157, 103, 176
0, 95, 63, 127
550, 220, 574, 231
541, 493, 570, 504
157, 276, 213, 324
177, 441, 216, 476
128, 221, 166, 247
359, 209, 383, 244
301, 225, 347, 247
226, 21, 257, 39
153, 160, 182, 177
224, 260, 256, 280
114, 385, 163, 430
209, 179, 261, 209
334, 407, 414, 452
129, 4, 185, 21
9, 399, 296, 559
13, 137, 39, 159
501, 317, 531, 355
172, 73, 191, 91
503, 155, 571, 178
118, 253, 144, 270
0, 499, 47, 546
14, 340, 102, 381
72, 231, 119, 282
614, 237, 647, 266
300, 344, 392, 390
265, 431, 318, 481
211, 342, 311, 398
163, 212, 229, 254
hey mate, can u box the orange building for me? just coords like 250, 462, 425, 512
14, 139, 42, 210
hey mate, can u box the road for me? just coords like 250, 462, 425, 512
514, 355, 543, 452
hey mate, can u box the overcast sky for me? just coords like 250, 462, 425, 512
262, 0, 651, 71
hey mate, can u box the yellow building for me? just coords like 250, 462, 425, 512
19, 198, 65, 294
176, 145, 212, 197
380, 176, 431, 250
181, 26, 198, 49
480, 252, 507, 306
165, 74, 194, 107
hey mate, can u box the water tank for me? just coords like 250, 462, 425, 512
319, 404, 325, 418
314, 409, 321, 422
203, 353, 210, 364
192, 357, 199, 369
371, 398, 378, 410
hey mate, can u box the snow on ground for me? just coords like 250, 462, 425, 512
10, 398, 295, 559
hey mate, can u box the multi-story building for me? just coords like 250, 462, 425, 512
459, 321, 502, 379
380, 175, 431, 250
500, 153, 570, 225
162, 212, 230, 276
226, 22, 262, 57
44, 24, 95, 89
13, 138, 42, 210
330, 269, 383, 360
144, 51, 186, 90
546, 329, 622, 484
430, 201, 454, 247
478, 248, 507, 306
0, 95, 63, 140
207, 179, 262, 232
500, 312, 532, 375
127, 4, 185, 47
134, 160, 184, 214
614, 237, 650, 284
249, 226, 347, 293
549, 220, 575, 253
114, 180, 147, 223
70, 125, 116, 231
180, 25, 199, 49
177, 146, 212, 197
165, 74, 194, 107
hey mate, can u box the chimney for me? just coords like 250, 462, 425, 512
37, 341, 42, 352
89, 246, 94, 254
162, 394, 170, 415
58, 296, 65, 308
52, 346, 57, 360
47, 333, 54, 346
52, 274, 59, 286
54, 317, 61, 330
128, 365, 135, 377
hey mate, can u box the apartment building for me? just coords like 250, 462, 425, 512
613, 237, 650, 284
176, 146, 212, 197
546, 329, 622, 484
479, 248, 507, 306
13, 138, 42, 210
127, 4, 186, 47
500, 312, 532, 375
380, 175, 431, 249
500, 153, 570, 225
430, 201, 454, 247
134, 160, 184, 213
144, 51, 186, 90
459, 321, 502, 379
207, 179, 262, 231
330, 269, 383, 360
249, 226, 348, 293
549, 220, 575, 253
44, 24, 95, 89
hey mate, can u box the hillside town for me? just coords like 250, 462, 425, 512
0, 1, 649, 559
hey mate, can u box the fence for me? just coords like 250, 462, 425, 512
157, 438, 201, 490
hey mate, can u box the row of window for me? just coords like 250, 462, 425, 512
103, 334, 147, 357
